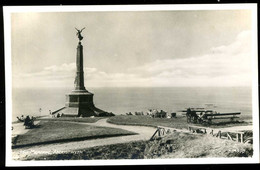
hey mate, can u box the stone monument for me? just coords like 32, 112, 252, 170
54, 28, 106, 117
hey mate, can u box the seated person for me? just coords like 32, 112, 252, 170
17, 115, 25, 122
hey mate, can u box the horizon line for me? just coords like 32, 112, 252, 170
12, 86, 252, 89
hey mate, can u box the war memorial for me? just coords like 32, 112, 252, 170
53, 28, 106, 117
8, 7, 256, 163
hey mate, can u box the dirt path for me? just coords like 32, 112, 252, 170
12, 118, 156, 160
84, 118, 156, 137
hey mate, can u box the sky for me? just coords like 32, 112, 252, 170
10, 9, 255, 88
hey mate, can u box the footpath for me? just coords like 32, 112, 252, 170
12, 118, 156, 160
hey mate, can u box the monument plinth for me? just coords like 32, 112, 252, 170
54, 28, 106, 117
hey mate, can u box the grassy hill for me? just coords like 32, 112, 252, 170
29, 131, 253, 160
12, 120, 136, 148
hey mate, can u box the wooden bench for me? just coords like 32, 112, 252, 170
203, 112, 240, 124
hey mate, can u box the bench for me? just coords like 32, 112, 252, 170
203, 112, 240, 123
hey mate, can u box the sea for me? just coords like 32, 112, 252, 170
11, 87, 253, 122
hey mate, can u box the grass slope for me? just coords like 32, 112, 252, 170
32, 141, 147, 160
13, 120, 136, 148
108, 115, 188, 129
107, 115, 249, 129
31, 132, 253, 160
146, 132, 253, 158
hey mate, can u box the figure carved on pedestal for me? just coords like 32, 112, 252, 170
75, 27, 85, 41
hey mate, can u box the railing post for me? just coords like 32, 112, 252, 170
150, 128, 159, 141
240, 133, 243, 143
216, 131, 221, 138
227, 133, 233, 141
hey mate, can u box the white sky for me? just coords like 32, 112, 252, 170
10, 9, 255, 88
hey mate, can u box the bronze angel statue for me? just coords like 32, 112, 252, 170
75, 27, 85, 41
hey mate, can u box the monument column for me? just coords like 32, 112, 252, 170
74, 42, 87, 92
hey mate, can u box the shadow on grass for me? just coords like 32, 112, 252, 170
37, 117, 105, 123
12, 133, 137, 149
32, 124, 41, 128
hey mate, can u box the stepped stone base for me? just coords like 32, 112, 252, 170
53, 90, 106, 117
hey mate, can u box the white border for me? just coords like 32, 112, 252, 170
4, 6, 12, 167
2, 4, 258, 12
4, 4, 259, 166
251, 5, 259, 164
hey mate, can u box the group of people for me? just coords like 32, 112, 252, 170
16, 115, 36, 128
186, 108, 209, 123
147, 109, 167, 118
126, 109, 170, 118
51, 113, 64, 118
198, 112, 207, 123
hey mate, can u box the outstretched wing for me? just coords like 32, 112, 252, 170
75, 28, 80, 35
80, 27, 86, 32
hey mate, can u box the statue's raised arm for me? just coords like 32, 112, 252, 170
75, 27, 86, 41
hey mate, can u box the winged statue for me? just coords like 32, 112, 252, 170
75, 27, 85, 41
